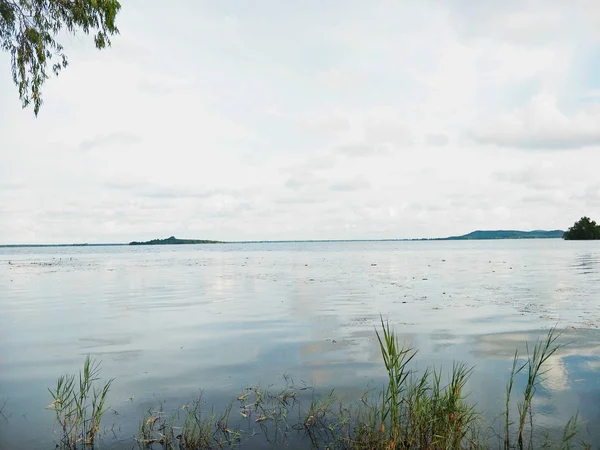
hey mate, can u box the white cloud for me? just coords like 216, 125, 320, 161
300, 114, 351, 135
79, 131, 143, 151
313, 68, 367, 93
425, 134, 449, 146
284, 174, 322, 190
1, 0, 600, 242
363, 116, 414, 147
469, 94, 600, 149
329, 176, 371, 192
336, 143, 390, 158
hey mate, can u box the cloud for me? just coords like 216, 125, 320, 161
79, 131, 143, 151
274, 196, 325, 205
104, 180, 247, 200
445, 1, 596, 47
136, 72, 196, 96
587, 90, 600, 99
491, 166, 560, 191
285, 174, 323, 190
301, 114, 351, 135
425, 133, 449, 146
137, 80, 177, 96
363, 117, 414, 147
333, 111, 415, 157
329, 177, 371, 192
0, 181, 25, 190
521, 192, 569, 206
2, 0, 600, 242
313, 68, 367, 93
469, 94, 600, 150
571, 184, 600, 205
284, 156, 337, 174
282, 156, 337, 191
141, 188, 218, 200
336, 143, 371, 157
336, 142, 390, 158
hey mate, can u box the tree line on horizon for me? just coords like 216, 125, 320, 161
563, 217, 600, 240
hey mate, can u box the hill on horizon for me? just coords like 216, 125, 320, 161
129, 236, 223, 245
441, 230, 564, 240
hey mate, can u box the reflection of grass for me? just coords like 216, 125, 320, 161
47, 323, 591, 449
0, 398, 8, 421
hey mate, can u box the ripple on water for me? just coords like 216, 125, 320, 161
1, 240, 600, 448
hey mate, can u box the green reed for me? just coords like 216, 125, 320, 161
500, 326, 588, 450
136, 396, 242, 450
46, 356, 113, 449
44, 322, 591, 449
361, 316, 479, 449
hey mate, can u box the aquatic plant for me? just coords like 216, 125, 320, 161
47, 324, 590, 449
46, 356, 114, 449
136, 396, 243, 449
517, 327, 561, 450
346, 317, 480, 449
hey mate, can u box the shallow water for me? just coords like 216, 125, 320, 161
0, 240, 599, 448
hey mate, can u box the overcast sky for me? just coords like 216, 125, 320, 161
1, 0, 600, 243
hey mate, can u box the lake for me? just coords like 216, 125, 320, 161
1, 240, 599, 448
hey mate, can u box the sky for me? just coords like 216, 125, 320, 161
1, 0, 600, 244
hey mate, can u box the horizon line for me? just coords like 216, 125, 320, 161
0, 229, 566, 248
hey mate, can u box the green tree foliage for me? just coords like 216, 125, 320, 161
0, 0, 121, 116
563, 216, 600, 240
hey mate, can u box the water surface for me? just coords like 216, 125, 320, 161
1, 240, 599, 448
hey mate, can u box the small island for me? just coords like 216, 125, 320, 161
129, 236, 224, 246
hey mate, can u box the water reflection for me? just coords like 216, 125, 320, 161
1, 241, 600, 448
470, 328, 600, 440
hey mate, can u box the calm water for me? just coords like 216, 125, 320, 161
1, 240, 599, 448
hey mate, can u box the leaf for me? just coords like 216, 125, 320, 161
2, 0, 122, 116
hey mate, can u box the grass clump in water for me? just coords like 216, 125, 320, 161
46, 356, 113, 449
136, 396, 243, 449
349, 317, 479, 450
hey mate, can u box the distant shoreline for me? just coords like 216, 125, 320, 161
0, 230, 566, 248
